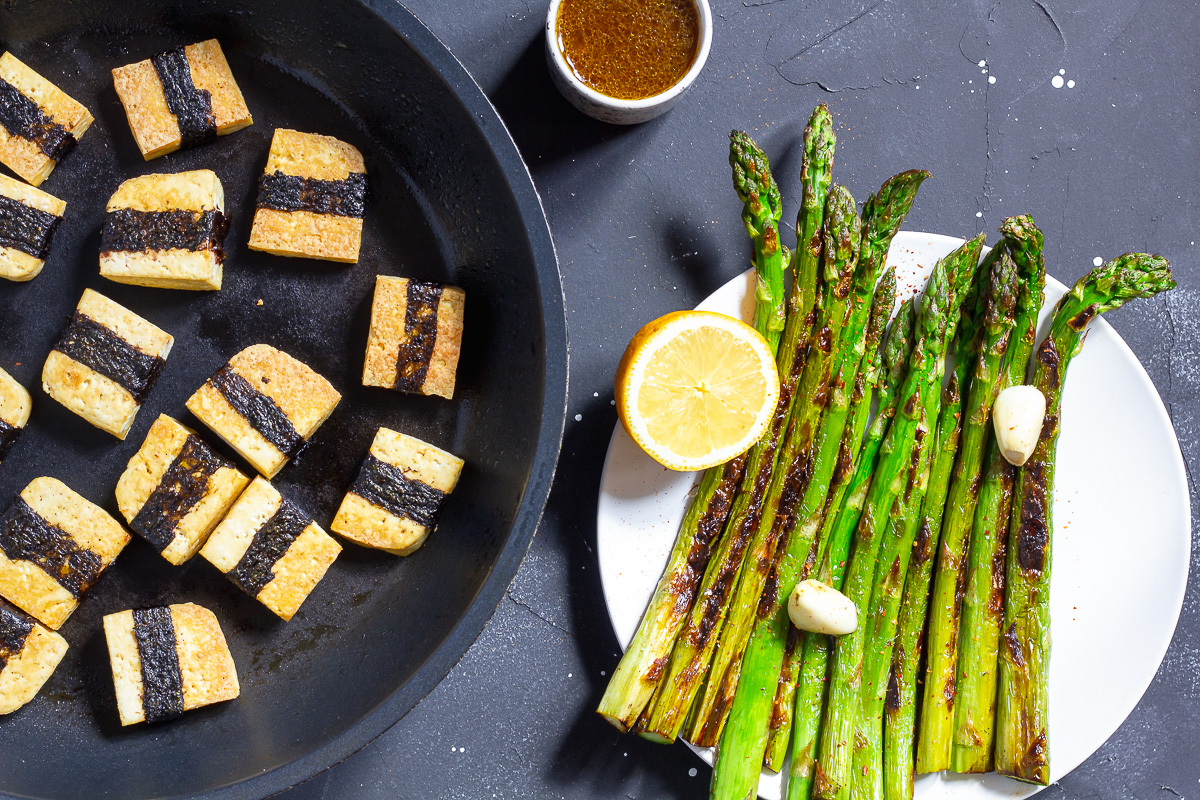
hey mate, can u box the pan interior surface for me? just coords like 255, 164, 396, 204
0, 1, 565, 798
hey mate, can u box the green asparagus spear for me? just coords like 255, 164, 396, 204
812, 233, 984, 800
762, 276, 905, 773
700, 171, 929, 774
854, 251, 1018, 798
951, 216, 1047, 773
636, 118, 835, 743
916, 248, 1026, 773
995, 253, 1174, 784
882, 369, 964, 800
678, 182, 860, 747
789, 293, 914, 800
596, 131, 791, 732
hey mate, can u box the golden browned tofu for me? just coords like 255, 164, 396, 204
99, 170, 228, 291
0, 173, 65, 282
200, 477, 341, 621
0, 51, 92, 185
0, 476, 131, 629
41, 289, 174, 439
185, 344, 341, 478
103, 602, 239, 726
246, 129, 366, 263
331, 428, 463, 555
112, 39, 252, 161
0, 367, 31, 465
363, 276, 465, 399
0, 599, 68, 715
116, 415, 250, 565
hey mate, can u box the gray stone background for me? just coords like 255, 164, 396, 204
284, 0, 1199, 797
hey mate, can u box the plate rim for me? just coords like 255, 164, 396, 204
595, 230, 1190, 797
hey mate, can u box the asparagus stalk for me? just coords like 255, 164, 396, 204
789, 293, 915, 800
762, 276, 906, 773
854, 251, 1018, 797
699, 170, 929, 766
995, 253, 1175, 784
951, 216, 1046, 772
597, 130, 790, 732
637, 116, 835, 743
882, 369, 964, 800
681, 182, 861, 748
917, 247, 1024, 773
812, 233, 985, 800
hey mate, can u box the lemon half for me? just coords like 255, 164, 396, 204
615, 311, 780, 471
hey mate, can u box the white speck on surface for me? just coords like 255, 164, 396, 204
601, 670, 606, 675
1059, 68, 1066, 75
594, 392, 599, 397
574, 414, 582, 422
1051, 75, 1065, 88
915, 85, 920, 89
1067, 79, 1075, 88
610, 399, 616, 405
568, 673, 573, 678
976, 211, 983, 218
978, 59, 986, 67
689, 768, 699, 777
451, 747, 457, 752
1094, 256, 1104, 266
988, 75, 997, 84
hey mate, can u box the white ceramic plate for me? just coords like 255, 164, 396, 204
596, 232, 1191, 799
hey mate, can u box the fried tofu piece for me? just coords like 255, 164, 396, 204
0, 599, 68, 714
363, 276, 465, 399
331, 428, 463, 555
112, 39, 252, 161
0, 173, 65, 281
246, 129, 366, 263
0, 476, 131, 629
186, 344, 340, 478
200, 477, 340, 621
103, 602, 239, 726
0, 52, 93, 186
42, 289, 173, 439
99, 169, 228, 291
0, 367, 31, 465
116, 415, 249, 565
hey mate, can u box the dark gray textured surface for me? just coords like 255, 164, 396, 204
282, 0, 1199, 797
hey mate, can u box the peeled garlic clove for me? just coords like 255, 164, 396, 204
787, 579, 858, 636
993, 385, 1047, 467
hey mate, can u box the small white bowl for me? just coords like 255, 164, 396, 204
545, 0, 713, 125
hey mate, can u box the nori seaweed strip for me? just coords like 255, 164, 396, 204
52, 312, 165, 404
101, 208, 227, 259
256, 171, 366, 218
150, 47, 216, 149
350, 454, 446, 528
0, 599, 34, 671
131, 607, 185, 722
393, 281, 443, 393
0, 194, 61, 259
227, 499, 309, 596
0, 419, 19, 463
0, 78, 76, 161
0, 496, 102, 598
207, 366, 304, 458
130, 436, 229, 552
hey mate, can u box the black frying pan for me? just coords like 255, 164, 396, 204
0, 1, 567, 797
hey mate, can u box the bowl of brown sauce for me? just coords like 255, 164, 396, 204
545, 0, 712, 124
